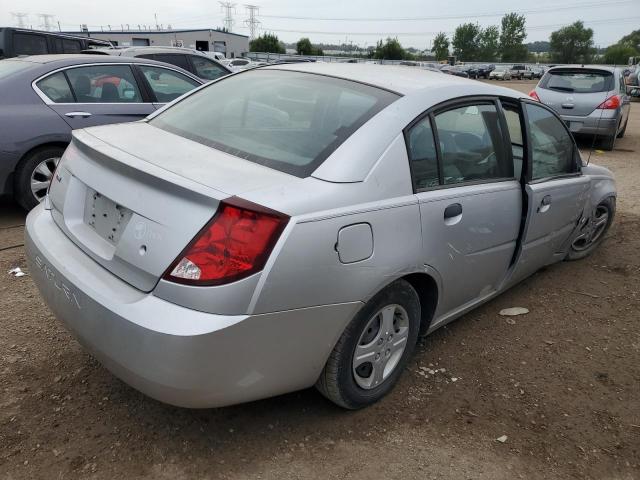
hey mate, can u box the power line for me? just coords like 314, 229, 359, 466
219, 2, 236, 32
244, 4, 260, 40
259, 0, 633, 22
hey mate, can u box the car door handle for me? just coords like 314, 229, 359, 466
444, 203, 462, 219
539, 195, 552, 213
65, 111, 92, 118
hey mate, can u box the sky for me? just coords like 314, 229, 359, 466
2, 0, 639, 49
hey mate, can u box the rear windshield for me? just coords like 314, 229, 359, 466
541, 69, 613, 93
0, 59, 35, 79
150, 69, 399, 177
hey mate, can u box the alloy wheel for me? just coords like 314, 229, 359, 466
30, 157, 60, 203
571, 205, 609, 251
352, 304, 409, 390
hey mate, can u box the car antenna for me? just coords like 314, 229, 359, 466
586, 64, 614, 165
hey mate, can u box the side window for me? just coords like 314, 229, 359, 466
36, 72, 74, 103
138, 65, 200, 103
190, 56, 228, 80
433, 104, 511, 185
525, 103, 575, 180
13, 33, 48, 55
406, 118, 439, 189
502, 104, 525, 181
65, 65, 142, 103
150, 54, 191, 72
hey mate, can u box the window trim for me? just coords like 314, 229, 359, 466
32, 62, 201, 105
520, 98, 582, 184
403, 95, 517, 194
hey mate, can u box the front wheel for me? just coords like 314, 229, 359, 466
566, 197, 615, 261
316, 280, 420, 409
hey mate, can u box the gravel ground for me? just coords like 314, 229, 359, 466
1, 80, 639, 480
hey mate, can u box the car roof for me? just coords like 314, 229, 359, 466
264, 63, 522, 98
113, 46, 208, 56
12, 54, 171, 64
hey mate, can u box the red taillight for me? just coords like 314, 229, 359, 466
164, 198, 289, 286
597, 95, 621, 110
529, 90, 540, 101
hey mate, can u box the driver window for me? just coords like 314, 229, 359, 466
434, 104, 511, 185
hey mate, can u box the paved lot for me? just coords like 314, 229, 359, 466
1, 80, 638, 480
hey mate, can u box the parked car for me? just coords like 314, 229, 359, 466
531, 66, 545, 79
531, 65, 630, 150
0, 27, 110, 59
625, 64, 640, 97
476, 64, 495, 79
440, 65, 469, 78
0, 55, 203, 209
26, 63, 616, 410
460, 64, 479, 79
85, 46, 231, 82
510, 64, 533, 80
224, 57, 255, 72
489, 65, 512, 80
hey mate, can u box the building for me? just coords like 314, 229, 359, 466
64, 28, 249, 58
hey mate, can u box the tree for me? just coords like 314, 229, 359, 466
249, 33, 285, 54
500, 13, 527, 62
296, 37, 312, 55
373, 37, 405, 60
432, 32, 449, 61
549, 21, 594, 64
478, 26, 500, 61
452, 23, 481, 61
604, 43, 638, 65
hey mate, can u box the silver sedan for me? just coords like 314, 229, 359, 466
26, 63, 616, 409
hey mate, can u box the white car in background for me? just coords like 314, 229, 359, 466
224, 58, 255, 72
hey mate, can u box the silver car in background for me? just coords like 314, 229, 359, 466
26, 64, 616, 410
489, 65, 512, 80
531, 65, 630, 150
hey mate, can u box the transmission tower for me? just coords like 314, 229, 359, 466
11, 12, 29, 28
244, 5, 260, 40
37, 14, 56, 31
219, 2, 236, 32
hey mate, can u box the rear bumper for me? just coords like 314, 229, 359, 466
558, 112, 619, 137
25, 205, 361, 408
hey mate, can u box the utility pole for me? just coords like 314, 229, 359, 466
154, 13, 159, 30
37, 14, 56, 31
243, 5, 260, 40
219, 2, 236, 33
11, 12, 29, 28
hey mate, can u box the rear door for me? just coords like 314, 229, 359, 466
36, 63, 155, 129
506, 100, 590, 286
407, 99, 522, 317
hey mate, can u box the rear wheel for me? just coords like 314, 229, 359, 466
601, 132, 617, 151
316, 280, 420, 409
566, 197, 615, 261
14, 146, 64, 211
617, 118, 628, 138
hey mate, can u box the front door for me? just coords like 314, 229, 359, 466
406, 100, 522, 318
41, 64, 155, 129
506, 101, 590, 286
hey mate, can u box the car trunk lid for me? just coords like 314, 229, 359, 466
48, 123, 297, 292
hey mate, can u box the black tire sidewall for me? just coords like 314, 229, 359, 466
334, 280, 420, 409
14, 146, 64, 211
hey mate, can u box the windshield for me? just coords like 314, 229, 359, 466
0, 59, 35, 79
150, 69, 399, 177
541, 69, 614, 93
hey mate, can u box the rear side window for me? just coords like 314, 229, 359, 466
525, 103, 576, 180
36, 72, 74, 103
190, 55, 228, 80
540, 69, 613, 93
433, 104, 511, 185
13, 33, 48, 55
406, 118, 439, 189
138, 65, 200, 103
65, 65, 142, 103
150, 70, 398, 177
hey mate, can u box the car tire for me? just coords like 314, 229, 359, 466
565, 197, 615, 261
316, 279, 421, 409
14, 146, 64, 211
601, 132, 617, 151
617, 118, 628, 138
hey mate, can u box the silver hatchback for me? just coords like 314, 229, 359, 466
26, 64, 616, 409
531, 65, 631, 150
